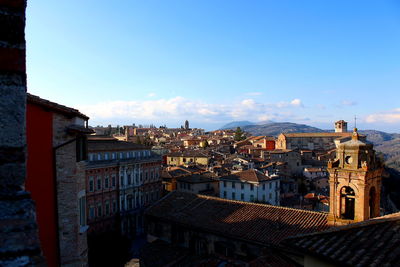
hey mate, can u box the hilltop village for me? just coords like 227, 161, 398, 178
21, 93, 400, 267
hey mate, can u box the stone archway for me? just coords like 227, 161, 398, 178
340, 186, 355, 220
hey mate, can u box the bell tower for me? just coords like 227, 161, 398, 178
327, 128, 383, 225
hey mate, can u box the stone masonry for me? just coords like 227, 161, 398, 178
0, 0, 44, 266
53, 113, 88, 266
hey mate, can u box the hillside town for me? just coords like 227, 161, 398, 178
17, 93, 399, 267
2, 1, 400, 267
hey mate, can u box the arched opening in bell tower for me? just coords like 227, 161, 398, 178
340, 186, 355, 220
369, 187, 376, 218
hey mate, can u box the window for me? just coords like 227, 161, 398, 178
232, 182, 235, 189
269, 183, 272, 189
223, 181, 227, 187
128, 174, 132, 185
96, 177, 102, 190
250, 195, 254, 202
250, 184, 254, 191
120, 176, 124, 186
104, 153, 109, 160
262, 184, 265, 190
120, 152, 123, 159
89, 177, 94, 192
76, 136, 88, 162
241, 193, 244, 200
104, 177, 109, 189
223, 191, 227, 198
232, 192, 235, 199
120, 196, 125, 211
126, 152, 129, 158
97, 203, 102, 217
112, 152, 116, 160
112, 200, 117, 213
79, 196, 86, 226
89, 206, 95, 219
241, 183, 244, 190
97, 153, 102, 161
105, 200, 110, 215
135, 173, 139, 184
127, 195, 133, 210
112, 175, 116, 187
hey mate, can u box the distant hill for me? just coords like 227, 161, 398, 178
222, 121, 324, 136
219, 121, 255, 129
359, 130, 400, 171
220, 121, 400, 172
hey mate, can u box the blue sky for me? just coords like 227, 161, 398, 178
26, 0, 400, 131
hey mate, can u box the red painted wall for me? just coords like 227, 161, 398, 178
26, 103, 58, 267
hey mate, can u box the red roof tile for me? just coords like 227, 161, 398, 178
146, 191, 330, 246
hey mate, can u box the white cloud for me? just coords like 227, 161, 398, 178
79, 97, 305, 125
290, 98, 303, 107
276, 98, 304, 108
365, 109, 400, 124
147, 92, 156, 97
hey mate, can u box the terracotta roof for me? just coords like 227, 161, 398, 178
285, 212, 400, 266
146, 191, 330, 246
167, 151, 209, 158
268, 149, 294, 154
27, 93, 89, 120
280, 132, 352, 138
220, 169, 273, 183
178, 173, 217, 184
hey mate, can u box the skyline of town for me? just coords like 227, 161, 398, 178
26, 1, 400, 132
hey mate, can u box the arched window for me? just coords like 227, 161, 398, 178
369, 187, 376, 218
340, 186, 355, 220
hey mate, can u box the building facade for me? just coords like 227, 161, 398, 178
327, 128, 383, 225
86, 138, 162, 238
219, 169, 280, 205
26, 94, 92, 266
166, 151, 209, 166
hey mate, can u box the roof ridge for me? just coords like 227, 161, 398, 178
285, 211, 400, 240
195, 193, 327, 215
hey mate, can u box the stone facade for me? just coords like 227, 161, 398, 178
0, 0, 44, 265
327, 129, 383, 226
53, 113, 89, 266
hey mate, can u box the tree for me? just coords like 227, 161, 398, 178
234, 127, 246, 141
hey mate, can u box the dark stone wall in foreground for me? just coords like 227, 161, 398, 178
0, 0, 43, 265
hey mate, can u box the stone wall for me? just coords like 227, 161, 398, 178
53, 113, 88, 266
0, 0, 44, 265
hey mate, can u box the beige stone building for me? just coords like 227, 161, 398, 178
276, 120, 354, 151
327, 128, 383, 225
166, 151, 209, 166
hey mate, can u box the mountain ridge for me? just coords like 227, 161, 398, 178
219, 121, 400, 171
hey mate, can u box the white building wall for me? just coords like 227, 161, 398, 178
219, 179, 280, 205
